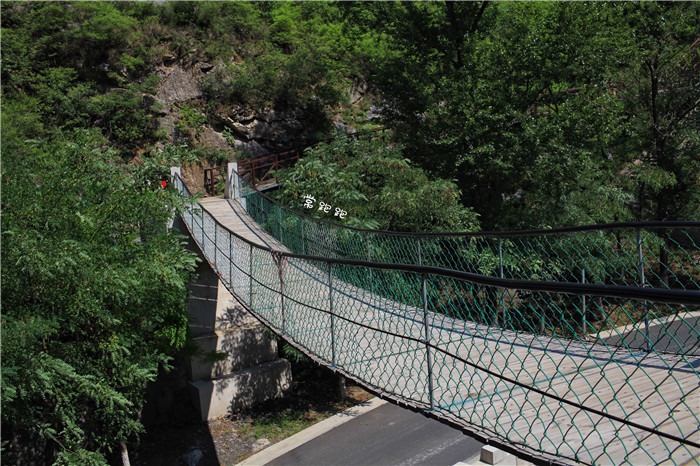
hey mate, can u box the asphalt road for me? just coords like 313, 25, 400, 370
266, 402, 482, 466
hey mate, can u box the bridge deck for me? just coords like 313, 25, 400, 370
195, 197, 700, 465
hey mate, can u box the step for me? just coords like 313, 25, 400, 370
188, 358, 292, 421
187, 327, 278, 381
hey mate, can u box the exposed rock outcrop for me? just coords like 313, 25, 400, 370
155, 63, 316, 157
212, 107, 308, 155
156, 65, 203, 109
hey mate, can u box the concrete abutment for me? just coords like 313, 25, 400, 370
173, 213, 291, 421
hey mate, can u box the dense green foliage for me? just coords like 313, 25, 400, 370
274, 134, 479, 232
2, 1, 698, 462
355, 1, 699, 229
1, 4, 200, 462
1, 103, 197, 462
6, 1, 693, 228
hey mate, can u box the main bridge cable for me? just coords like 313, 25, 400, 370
174, 173, 700, 453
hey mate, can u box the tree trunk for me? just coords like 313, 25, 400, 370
121, 442, 131, 466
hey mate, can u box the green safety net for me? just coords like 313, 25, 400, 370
175, 172, 700, 465
242, 183, 699, 292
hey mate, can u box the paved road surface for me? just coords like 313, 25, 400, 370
266, 402, 482, 466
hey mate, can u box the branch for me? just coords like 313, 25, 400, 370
470, 1, 489, 36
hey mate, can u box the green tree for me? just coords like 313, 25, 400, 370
274, 134, 479, 232
365, 2, 641, 229
610, 2, 699, 222
1, 118, 197, 463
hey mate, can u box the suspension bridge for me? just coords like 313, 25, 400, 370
172, 166, 700, 465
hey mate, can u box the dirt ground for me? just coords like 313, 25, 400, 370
131, 377, 371, 466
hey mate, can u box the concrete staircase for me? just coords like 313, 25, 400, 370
184, 234, 291, 421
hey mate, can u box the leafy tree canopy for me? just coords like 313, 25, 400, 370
1, 103, 198, 463
273, 134, 480, 232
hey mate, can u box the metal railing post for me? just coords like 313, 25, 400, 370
214, 223, 218, 270
278, 256, 286, 333
279, 205, 283, 243
329, 263, 336, 366
249, 243, 253, 308
367, 235, 373, 293
581, 268, 587, 338
201, 212, 205, 256
302, 220, 306, 255
638, 230, 650, 351
417, 237, 422, 266
421, 272, 435, 411
229, 233, 233, 291
499, 239, 504, 328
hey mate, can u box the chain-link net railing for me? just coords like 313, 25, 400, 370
239, 174, 700, 292
175, 172, 700, 464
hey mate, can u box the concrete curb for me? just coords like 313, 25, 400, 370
237, 397, 388, 465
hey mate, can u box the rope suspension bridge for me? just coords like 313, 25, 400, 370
172, 167, 700, 465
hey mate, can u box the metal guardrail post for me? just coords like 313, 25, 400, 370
249, 243, 253, 308
279, 206, 283, 243
581, 268, 587, 337
417, 237, 422, 266
228, 233, 233, 291
499, 239, 505, 327
329, 263, 335, 366
638, 229, 650, 351
302, 219, 306, 255
421, 272, 435, 411
278, 255, 286, 333
367, 235, 373, 294
201, 212, 205, 256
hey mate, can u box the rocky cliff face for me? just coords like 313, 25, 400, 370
155, 63, 324, 159
155, 62, 372, 197
155, 63, 205, 146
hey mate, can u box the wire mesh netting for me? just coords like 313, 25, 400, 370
243, 182, 700, 291
174, 171, 700, 465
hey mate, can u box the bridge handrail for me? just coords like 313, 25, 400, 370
173, 171, 700, 465
237, 127, 388, 187
177, 173, 699, 305
233, 169, 700, 293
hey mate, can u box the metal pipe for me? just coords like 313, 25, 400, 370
279, 206, 283, 243
421, 273, 435, 411
249, 243, 253, 308
329, 264, 335, 366
367, 235, 373, 293
229, 232, 233, 292
638, 230, 650, 351
279, 257, 285, 333
499, 239, 504, 327
582, 268, 587, 338
417, 237, 422, 266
